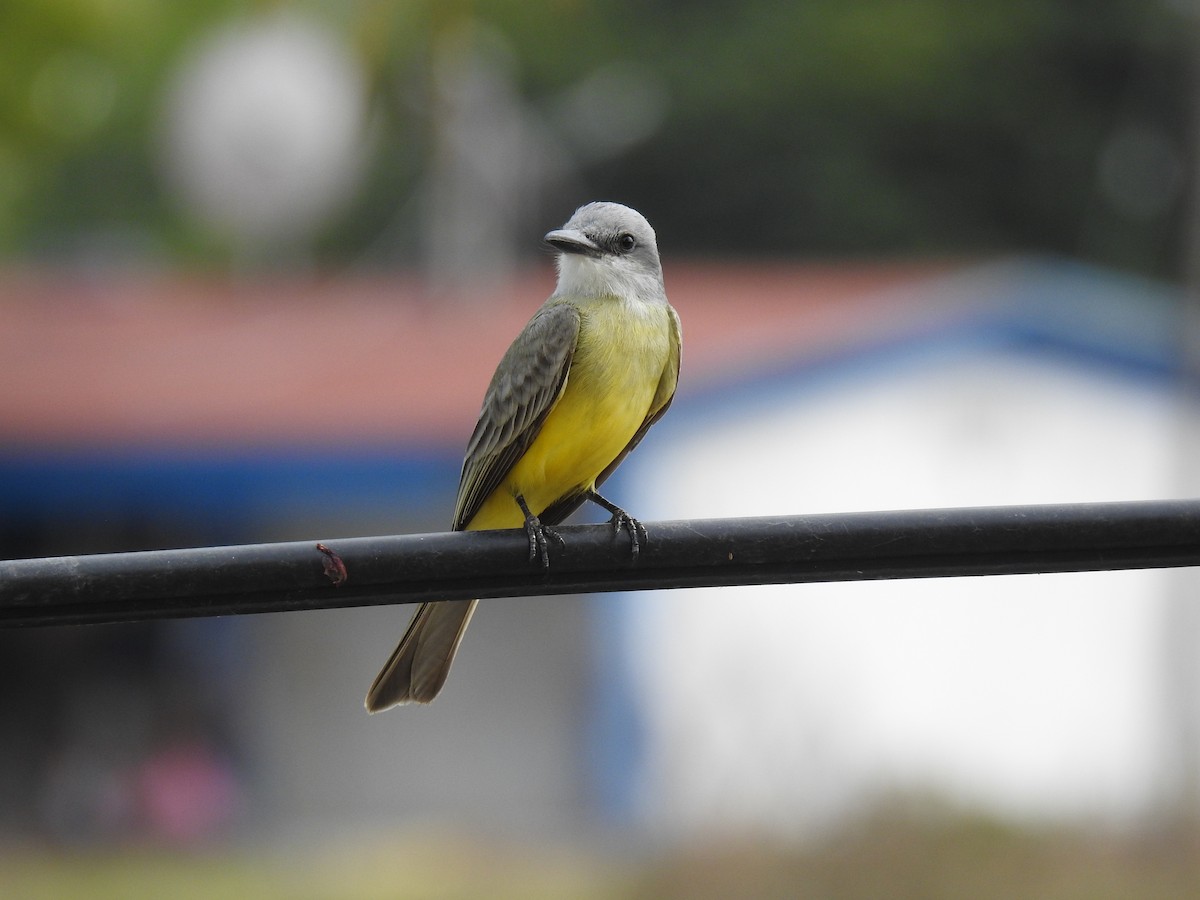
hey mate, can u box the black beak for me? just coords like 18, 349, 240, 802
544, 228, 602, 257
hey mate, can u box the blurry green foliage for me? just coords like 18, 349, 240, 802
0, 0, 1191, 275
0, 0, 242, 259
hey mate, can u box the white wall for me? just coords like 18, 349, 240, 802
619, 343, 1181, 836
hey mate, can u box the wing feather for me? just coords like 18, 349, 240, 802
452, 301, 580, 530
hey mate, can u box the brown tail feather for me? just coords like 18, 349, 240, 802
364, 599, 478, 711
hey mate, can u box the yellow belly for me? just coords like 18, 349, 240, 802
466, 298, 671, 531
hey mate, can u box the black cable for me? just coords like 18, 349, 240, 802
2, 499, 1198, 627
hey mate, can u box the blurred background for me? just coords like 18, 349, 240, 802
3, 1, 1200, 896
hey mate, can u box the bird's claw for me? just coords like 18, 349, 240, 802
516, 494, 563, 569
525, 517, 564, 569
609, 511, 648, 560
583, 490, 647, 561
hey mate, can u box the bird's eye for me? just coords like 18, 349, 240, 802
617, 233, 637, 253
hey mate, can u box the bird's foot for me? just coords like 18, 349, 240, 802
585, 490, 648, 560
516, 494, 563, 569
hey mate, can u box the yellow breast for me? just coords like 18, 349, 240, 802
467, 296, 672, 530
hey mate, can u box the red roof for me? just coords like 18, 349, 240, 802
0, 262, 949, 448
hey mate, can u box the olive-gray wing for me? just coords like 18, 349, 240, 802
452, 301, 581, 531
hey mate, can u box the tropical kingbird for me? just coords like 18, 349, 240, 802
365, 201, 681, 711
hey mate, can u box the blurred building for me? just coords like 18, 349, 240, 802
614, 259, 1188, 835
0, 257, 1192, 842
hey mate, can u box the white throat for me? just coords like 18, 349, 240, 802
555, 253, 665, 303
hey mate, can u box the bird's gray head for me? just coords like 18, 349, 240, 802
544, 201, 666, 302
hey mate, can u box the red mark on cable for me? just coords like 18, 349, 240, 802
316, 543, 348, 586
